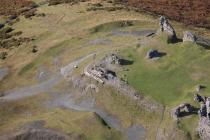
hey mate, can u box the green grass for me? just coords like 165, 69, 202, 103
119, 36, 210, 106
89, 20, 146, 33
18, 40, 69, 76
178, 115, 200, 140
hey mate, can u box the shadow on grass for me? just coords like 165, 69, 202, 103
119, 59, 134, 65
156, 52, 167, 58
170, 37, 183, 44
179, 107, 199, 118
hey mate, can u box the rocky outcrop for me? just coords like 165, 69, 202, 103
183, 31, 196, 42
193, 93, 210, 139
159, 16, 177, 42
199, 117, 210, 140
171, 103, 196, 120
103, 53, 121, 65
146, 49, 165, 59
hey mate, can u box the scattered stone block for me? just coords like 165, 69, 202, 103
183, 31, 196, 42
104, 53, 121, 65
172, 103, 196, 120
198, 117, 210, 140
194, 93, 205, 103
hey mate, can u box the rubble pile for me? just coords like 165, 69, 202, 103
103, 53, 121, 65
84, 53, 120, 84
199, 117, 210, 140
172, 103, 195, 120
194, 94, 210, 118
194, 94, 210, 139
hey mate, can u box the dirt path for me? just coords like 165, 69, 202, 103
155, 106, 165, 140
60, 53, 95, 79
0, 53, 95, 101
0, 52, 146, 139
49, 92, 146, 140
111, 30, 156, 37
0, 67, 9, 82
1, 74, 62, 101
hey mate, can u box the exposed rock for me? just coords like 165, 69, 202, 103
159, 16, 177, 42
198, 117, 210, 140
84, 64, 116, 84
103, 53, 121, 65
194, 93, 205, 103
196, 85, 202, 92
196, 85, 205, 92
206, 98, 210, 119
84, 53, 121, 83
199, 102, 207, 118
183, 31, 196, 42
146, 49, 165, 59
171, 103, 196, 120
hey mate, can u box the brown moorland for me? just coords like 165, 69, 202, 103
0, 0, 34, 15
118, 0, 210, 28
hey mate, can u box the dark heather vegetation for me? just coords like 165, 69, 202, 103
48, 0, 89, 6
116, 0, 210, 28
0, 0, 37, 17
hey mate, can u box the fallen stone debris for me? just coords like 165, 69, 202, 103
183, 31, 196, 42
171, 103, 196, 120
196, 85, 206, 92
84, 64, 117, 84
103, 53, 122, 65
84, 53, 120, 84
199, 117, 210, 140
171, 93, 210, 139
194, 93, 205, 103
157, 16, 210, 50
194, 94, 210, 117
194, 93, 210, 139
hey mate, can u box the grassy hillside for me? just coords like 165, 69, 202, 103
0, 0, 210, 140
